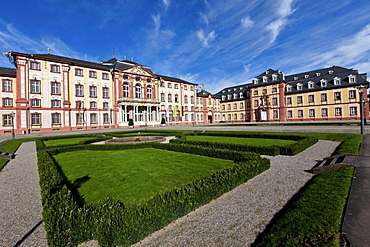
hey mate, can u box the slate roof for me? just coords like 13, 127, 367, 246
0, 67, 16, 77
156, 74, 196, 85
249, 69, 285, 87
33, 54, 111, 70
214, 83, 251, 102
285, 66, 368, 94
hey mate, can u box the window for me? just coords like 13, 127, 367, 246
234, 103, 237, 109
287, 110, 293, 118
334, 92, 341, 100
334, 77, 341, 85
320, 79, 327, 87
90, 113, 97, 123
294, 77, 298, 80
3, 79, 12, 92
123, 83, 129, 97
254, 90, 258, 95
297, 96, 303, 104
233, 93, 237, 99
135, 84, 141, 98
239, 92, 244, 98
262, 89, 267, 94
263, 76, 267, 83
90, 102, 97, 109
135, 77, 141, 81
51, 113, 60, 125
103, 102, 109, 109
190, 96, 194, 104
222, 105, 225, 110
31, 80, 40, 93
234, 113, 238, 120
308, 95, 315, 103
174, 84, 178, 89
30, 61, 40, 70
122, 75, 129, 79
272, 74, 277, 81
253, 79, 258, 84
273, 110, 278, 118
349, 90, 356, 99
160, 82, 165, 87
308, 81, 314, 89
3, 115, 12, 126
76, 114, 83, 124
89, 86, 97, 97
298, 110, 303, 118
76, 101, 83, 109
31, 99, 41, 107
240, 102, 244, 109
321, 93, 327, 102
287, 97, 292, 104
254, 99, 259, 107
102, 73, 109, 80
147, 86, 152, 99
272, 98, 277, 106
168, 83, 172, 88
328, 70, 334, 74
51, 100, 60, 108
184, 85, 188, 90
75, 68, 83, 76
350, 107, 357, 115
2, 97, 12, 107
160, 93, 165, 102
51, 65, 60, 73
228, 104, 231, 110
89, 71, 97, 78
51, 82, 60, 95
168, 93, 172, 102
76, 84, 83, 96
335, 107, 342, 116
304, 75, 309, 78
103, 87, 109, 98
272, 87, 277, 93
316, 73, 321, 76
322, 108, 328, 117
309, 109, 315, 117
174, 94, 179, 103
31, 113, 41, 125
297, 83, 303, 90
184, 95, 188, 103
103, 113, 109, 123
286, 85, 292, 92
349, 75, 356, 83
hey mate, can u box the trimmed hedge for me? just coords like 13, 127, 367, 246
170, 132, 318, 156
38, 142, 269, 246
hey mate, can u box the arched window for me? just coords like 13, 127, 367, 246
147, 86, 152, 99
184, 95, 188, 103
135, 84, 141, 98
123, 83, 129, 97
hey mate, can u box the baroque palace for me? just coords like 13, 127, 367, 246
0, 50, 368, 135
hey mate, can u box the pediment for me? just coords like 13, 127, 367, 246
122, 65, 153, 77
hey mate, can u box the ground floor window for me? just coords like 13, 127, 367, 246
309, 109, 315, 117
51, 113, 60, 124
322, 108, 328, 117
76, 114, 83, 124
31, 113, 41, 125
298, 110, 303, 118
335, 107, 342, 116
91, 113, 97, 123
350, 106, 357, 115
103, 113, 109, 123
3, 115, 11, 126
287, 110, 292, 118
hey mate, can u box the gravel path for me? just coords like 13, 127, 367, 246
132, 140, 340, 247
0, 142, 48, 247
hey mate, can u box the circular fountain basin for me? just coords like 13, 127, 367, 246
105, 135, 166, 144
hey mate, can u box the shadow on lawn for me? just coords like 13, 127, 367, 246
72, 175, 91, 189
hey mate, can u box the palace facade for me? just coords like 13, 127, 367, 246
0, 50, 368, 136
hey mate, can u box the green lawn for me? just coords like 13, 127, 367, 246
54, 148, 236, 205
43, 137, 101, 146
186, 136, 297, 146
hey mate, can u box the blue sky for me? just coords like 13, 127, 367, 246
1, 0, 370, 93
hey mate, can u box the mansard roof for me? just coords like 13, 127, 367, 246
0, 67, 16, 77
214, 83, 251, 102
156, 74, 197, 85
285, 66, 368, 94
249, 68, 285, 87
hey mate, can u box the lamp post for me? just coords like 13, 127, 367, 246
10, 111, 15, 139
356, 85, 365, 134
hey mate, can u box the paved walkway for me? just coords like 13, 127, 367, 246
0, 142, 47, 247
342, 134, 370, 246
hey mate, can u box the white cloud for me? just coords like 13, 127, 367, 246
241, 16, 254, 28
162, 0, 170, 9
277, 0, 295, 17
152, 14, 161, 37
196, 29, 216, 47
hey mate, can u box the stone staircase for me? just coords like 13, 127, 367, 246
0, 150, 15, 159
311, 154, 358, 175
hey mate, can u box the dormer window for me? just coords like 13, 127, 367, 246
222, 95, 226, 100
304, 75, 309, 79
328, 70, 334, 74
263, 76, 268, 83
349, 75, 356, 83
297, 83, 303, 90
321, 79, 327, 87
286, 85, 292, 92
239, 92, 243, 98
334, 77, 341, 85
222, 90, 225, 93
240, 87, 243, 90
233, 93, 237, 99
227, 94, 232, 100
316, 73, 321, 76
253, 79, 259, 84
234, 88, 237, 91
228, 89, 231, 92
272, 74, 278, 81
294, 77, 298, 80
308, 81, 314, 89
